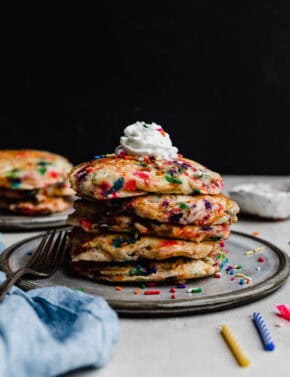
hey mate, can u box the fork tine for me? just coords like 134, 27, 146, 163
58, 230, 68, 265
41, 230, 63, 266
29, 230, 56, 269
47, 230, 67, 273
0, 229, 68, 300
27, 230, 56, 268
36, 230, 67, 271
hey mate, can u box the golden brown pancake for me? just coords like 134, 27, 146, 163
71, 256, 219, 282
0, 184, 73, 201
67, 207, 231, 242
69, 228, 223, 262
69, 194, 238, 227
133, 221, 230, 242
129, 194, 239, 225
0, 150, 74, 215
69, 155, 224, 199
0, 197, 71, 215
0, 150, 72, 190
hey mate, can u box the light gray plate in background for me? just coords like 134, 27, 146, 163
0, 208, 73, 231
0, 231, 289, 317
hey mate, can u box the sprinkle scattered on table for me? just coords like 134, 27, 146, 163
252, 231, 260, 237
275, 323, 283, 328
214, 272, 222, 278
245, 246, 265, 256
218, 256, 229, 270
171, 294, 176, 299
144, 290, 160, 295
187, 287, 202, 293
258, 256, 265, 263
78, 288, 85, 292
177, 283, 186, 289
225, 266, 252, 285
115, 286, 122, 292
170, 288, 176, 293
134, 289, 141, 295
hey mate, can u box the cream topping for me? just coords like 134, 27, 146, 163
116, 121, 178, 160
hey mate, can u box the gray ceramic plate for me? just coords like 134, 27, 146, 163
0, 231, 289, 317
0, 208, 73, 231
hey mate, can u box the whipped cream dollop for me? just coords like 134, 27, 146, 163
116, 121, 178, 160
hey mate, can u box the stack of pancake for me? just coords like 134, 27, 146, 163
0, 150, 74, 215
68, 154, 239, 283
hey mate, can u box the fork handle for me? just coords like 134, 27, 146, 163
0, 267, 30, 301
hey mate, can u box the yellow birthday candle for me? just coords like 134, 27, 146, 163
220, 324, 251, 367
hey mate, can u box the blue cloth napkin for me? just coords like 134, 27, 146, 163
0, 235, 120, 377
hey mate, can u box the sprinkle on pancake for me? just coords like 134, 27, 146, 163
129, 194, 239, 225
0, 150, 72, 190
7, 197, 71, 215
71, 257, 218, 282
67, 209, 232, 242
69, 229, 223, 262
0, 150, 74, 215
69, 194, 239, 227
69, 155, 224, 200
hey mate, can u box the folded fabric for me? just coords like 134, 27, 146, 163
0, 235, 120, 377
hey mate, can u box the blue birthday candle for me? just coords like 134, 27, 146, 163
253, 312, 275, 351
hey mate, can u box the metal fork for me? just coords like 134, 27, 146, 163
0, 229, 67, 301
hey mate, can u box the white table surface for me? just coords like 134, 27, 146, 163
3, 176, 290, 377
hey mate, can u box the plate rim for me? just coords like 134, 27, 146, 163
0, 209, 72, 230
0, 230, 289, 317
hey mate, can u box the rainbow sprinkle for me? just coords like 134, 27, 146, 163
144, 290, 160, 295
245, 247, 264, 256
187, 287, 202, 293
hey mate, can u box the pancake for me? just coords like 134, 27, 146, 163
41, 183, 74, 198
0, 150, 72, 190
0, 183, 73, 201
68, 208, 231, 242
0, 183, 73, 215
69, 155, 224, 199
133, 221, 230, 242
129, 194, 239, 225
69, 229, 223, 262
7, 197, 71, 215
68, 211, 134, 233
0, 187, 37, 200
69, 194, 238, 227
71, 256, 219, 282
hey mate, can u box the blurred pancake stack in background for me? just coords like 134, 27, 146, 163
0, 150, 74, 215
68, 122, 239, 283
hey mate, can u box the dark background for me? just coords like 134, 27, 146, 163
0, 2, 289, 174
